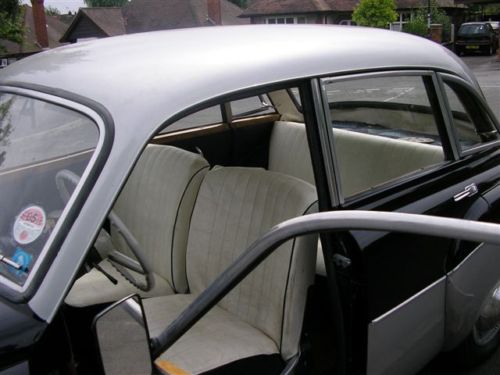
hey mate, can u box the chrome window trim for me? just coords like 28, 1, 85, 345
437, 72, 500, 157
321, 69, 435, 85
0, 87, 106, 294
431, 72, 460, 160
311, 78, 341, 206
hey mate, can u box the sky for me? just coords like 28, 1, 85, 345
21, 0, 85, 14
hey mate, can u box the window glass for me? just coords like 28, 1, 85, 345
230, 95, 275, 118
322, 74, 445, 197
0, 93, 99, 287
164, 105, 222, 133
443, 81, 498, 150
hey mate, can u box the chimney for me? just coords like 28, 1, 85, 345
207, 0, 222, 26
31, 0, 49, 48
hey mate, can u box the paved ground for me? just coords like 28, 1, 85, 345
462, 54, 500, 120
419, 53, 500, 375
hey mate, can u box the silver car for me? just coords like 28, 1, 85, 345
1, 25, 500, 375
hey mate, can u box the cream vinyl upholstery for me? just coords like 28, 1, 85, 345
145, 166, 318, 374
268, 121, 315, 186
65, 145, 209, 307
332, 128, 444, 196
268, 121, 444, 276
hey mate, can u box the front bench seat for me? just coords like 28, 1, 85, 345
65, 145, 209, 307
144, 166, 318, 374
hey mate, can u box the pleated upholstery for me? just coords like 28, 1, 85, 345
268, 121, 315, 185
66, 145, 208, 307
186, 166, 318, 360
112, 144, 209, 293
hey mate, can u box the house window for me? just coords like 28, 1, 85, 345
266, 16, 305, 24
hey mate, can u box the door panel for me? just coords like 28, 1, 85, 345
367, 277, 445, 375
316, 71, 500, 373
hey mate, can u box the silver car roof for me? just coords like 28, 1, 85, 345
1, 25, 478, 135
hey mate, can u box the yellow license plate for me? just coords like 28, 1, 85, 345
466, 45, 479, 49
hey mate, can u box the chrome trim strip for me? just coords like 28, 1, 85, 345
311, 78, 341, 206
433, 72, 461, 160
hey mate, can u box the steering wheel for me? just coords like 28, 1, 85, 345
55, 169, 154, 292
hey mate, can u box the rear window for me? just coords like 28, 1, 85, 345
458, 24, 489, 35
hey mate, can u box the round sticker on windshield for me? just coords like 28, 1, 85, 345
13, 206, 47, 245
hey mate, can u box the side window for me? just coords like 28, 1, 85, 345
163, 105, 222, 133
230, 94, 275, 119
322, 74, 445, 198
442, 79, 499, 151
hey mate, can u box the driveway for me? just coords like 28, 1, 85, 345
462, 55, 500, 121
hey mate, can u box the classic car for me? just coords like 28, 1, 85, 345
454, 22, 499, 56
1, 25, 500, 375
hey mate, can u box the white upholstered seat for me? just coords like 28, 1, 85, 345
145, 166, 318, 374
268, 121, 315, 186
65, 145, 209, 307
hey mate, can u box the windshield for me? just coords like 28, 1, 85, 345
458, 24, 489, 36
0, 93, 99, 288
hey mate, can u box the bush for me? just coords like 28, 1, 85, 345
352, 0, 398, 29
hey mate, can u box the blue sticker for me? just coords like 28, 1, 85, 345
10, 247, 32, 276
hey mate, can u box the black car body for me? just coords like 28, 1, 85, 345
0, 25, 500, 375
455, 22, 498, 55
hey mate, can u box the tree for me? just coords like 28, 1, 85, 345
45, 5, 61, 16
84, 0, 129, 7
0, 0, 23, 52
352, 0, 398, 29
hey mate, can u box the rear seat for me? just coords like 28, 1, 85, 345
268, 121, 444, 275
65, 145, 209, 307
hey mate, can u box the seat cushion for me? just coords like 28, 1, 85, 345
65, 260, 174, 307
145, 294, 279, 375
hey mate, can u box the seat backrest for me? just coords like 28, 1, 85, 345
268, 121, 443, 197
268, 121, 315, 185
332, 128, 444, 196
112, 144, 209, 293
186, 166, 318, 360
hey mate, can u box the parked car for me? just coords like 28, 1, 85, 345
1, 25, 500, 375
455, 22, 498, 55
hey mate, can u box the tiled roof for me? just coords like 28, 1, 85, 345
123, 0, 248, 33
80, 8, 126, 36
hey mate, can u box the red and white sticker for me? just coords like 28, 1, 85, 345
13, 206, 47, 245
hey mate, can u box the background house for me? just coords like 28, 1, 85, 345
60, 0, 249, 43
240, 0, 468, 27
0, 4, 67, 64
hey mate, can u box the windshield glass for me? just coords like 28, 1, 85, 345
0, 93, 99, 288
458, 24, 489, 36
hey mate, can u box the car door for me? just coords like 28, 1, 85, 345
313, 70, 500, 374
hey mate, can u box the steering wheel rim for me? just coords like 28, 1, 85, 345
55, 169, 154, 292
